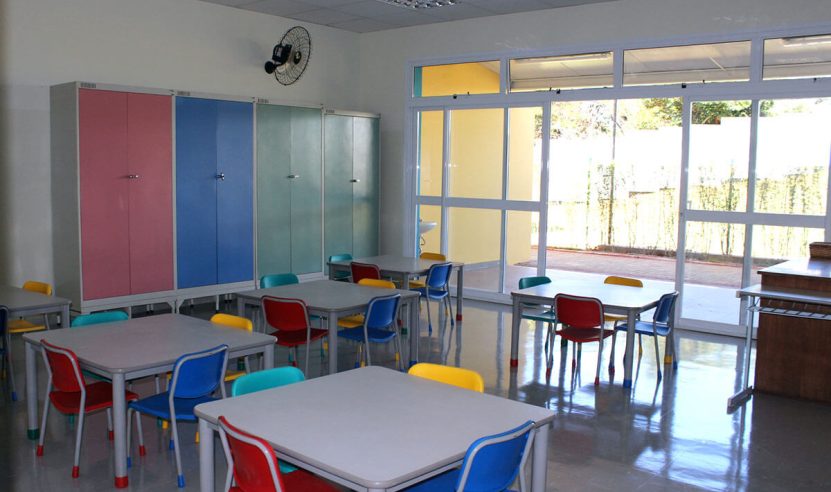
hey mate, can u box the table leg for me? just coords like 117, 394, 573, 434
409, 297, 419, 368
728, 296, 755, 410
236, 297, 246, 317
328, 313, 339, 374
25, 341, 39, 439
112, 373, 129, 488
510, 296, 521, 368
401, 272, 410, 290
263, 342, 274, 369
531, 422, 550, 492
60, 304, 70, 328
455, 265, 464, 321
622, 309, 637, 388
198, 418, 215, 492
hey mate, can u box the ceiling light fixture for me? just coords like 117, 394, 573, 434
514, 52, 612, 64
375, 0, 457, 9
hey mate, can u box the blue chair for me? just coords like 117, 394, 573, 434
0, 305, 16, 401
70, 311, 129, 327
405, 420, 536, 492
260, 273, 299, 288
412, 262, 454, 334
338, 293, 403, 369
609, 291, 679, 381
127, 344, 228, 488
328, 253, 353, 281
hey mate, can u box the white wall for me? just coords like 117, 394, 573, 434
0, 0, 360, 285
356, 0, 831, 255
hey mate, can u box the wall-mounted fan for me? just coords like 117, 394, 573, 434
264, 26, 311, 85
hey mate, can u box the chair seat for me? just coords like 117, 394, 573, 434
337, 314, 365, 329
269, 328, 328, 347
8, 319, 46, 334
556, 326, 614, 343
229, 468, 338, 492
338, 326, 397, 344
128, 392, 219, 421
412, 287, 450, 300
49, 382, 139, 414
615, 321, 671, 337
408, 279, 426, 289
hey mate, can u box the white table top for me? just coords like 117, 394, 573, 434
22, 314, 275, 375
236, 280, 419, 311
329, 255, 462, 275
512, 278, 670, 311
195, 366, 553, 490
0, 285, 71, 311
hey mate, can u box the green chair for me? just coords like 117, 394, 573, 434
518, 276, 560, 371
328, 253, 353, 281
70, 311, 129, 327
259, 273, 299, 288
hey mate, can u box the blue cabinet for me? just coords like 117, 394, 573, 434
176, 97, 253, 288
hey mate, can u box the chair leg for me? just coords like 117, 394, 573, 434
571, 342, 577, 371
595, 334, 604, 386
653, 334, 662, 381
6, 334, 17, 401
135, 410, 146, 456
36, 388, 51, 457
106, 408, 114, 440
608, 329, 618, 374
171, 416, 185, 488
638, 334, 643, 356
394, 333, 403, 371
304, 333, 312, 377
72, 407, 86, 478
426, 298, 433, 334
446, 295, 455, 327
127, 409, 133, 468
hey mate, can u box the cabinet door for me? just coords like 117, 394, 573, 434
256, 104, 292, 277
176, 98, 218, 288
290, 107, 322, 274
216, 100, 254, 284
78, 89, 130, 300
352, 116, 379, 258
127, 93, 173, 294
324, 114, 354, 261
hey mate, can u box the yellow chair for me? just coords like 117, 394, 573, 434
603, 275, 644, 355
210, 313, 254, 382
408, 363, 484, 392
8, 281, 54, 334
409, 252, 446, 290
337, 279, 396, 329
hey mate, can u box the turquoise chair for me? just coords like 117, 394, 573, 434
70, 311, 129, 327
259, 273, 299, 288
518, 276, 559, 358
328, 253, 353, 281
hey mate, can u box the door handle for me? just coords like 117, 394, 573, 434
216, 173, 226, 181
287, 174, 300, 179
126, 174, 140, 179
350, 178, 360, 183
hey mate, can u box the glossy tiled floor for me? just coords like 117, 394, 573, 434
2, 299, 831, 491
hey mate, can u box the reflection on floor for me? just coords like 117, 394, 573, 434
2, 298, 830, 491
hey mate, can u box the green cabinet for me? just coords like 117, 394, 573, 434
256, 104, 322, 276
324, 113, 380, 261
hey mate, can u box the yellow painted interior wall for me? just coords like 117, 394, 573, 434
418, 63, 534, 266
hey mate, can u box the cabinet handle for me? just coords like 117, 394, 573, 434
216, 173, 226, 181
287, 174, 300, 179
350, 178, 360, 183
127, 174, 140, 179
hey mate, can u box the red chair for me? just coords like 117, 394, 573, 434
219, 415, 338, 492
261, 296, 328, 376
554, 294, 614, 386
350, 261, 381, 284
37, 340, 139, 478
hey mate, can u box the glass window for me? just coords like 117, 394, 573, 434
447, 207, 502, 292
503, 211, 539, 294
448, 108, 504, 199
417, 111, 443, 197
417, 204, 442, 255
624, 41, 751, 86
764, 34, 831, 81
507, 107, 542, 201
414, 61, 501, 97
752, 225, 824, 266
509, 52, 613, 92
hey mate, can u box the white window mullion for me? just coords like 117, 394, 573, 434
440, 109, 450, 256
675, 97, 692, 309
743, 99, 761, 288
537, 104, 552, 277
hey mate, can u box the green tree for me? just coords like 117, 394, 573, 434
643, 99, 773, 125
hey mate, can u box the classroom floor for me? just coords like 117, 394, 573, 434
2, 298, 830, 491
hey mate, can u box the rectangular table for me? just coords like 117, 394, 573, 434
328, 255, 465, 322
23, 313, 276, 489
511, 278, 671, 388
1, 284, 71, 329
236, 280, 421, 373
195, 366, 554, 492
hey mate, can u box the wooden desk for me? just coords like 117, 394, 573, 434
195, 366, 554, 492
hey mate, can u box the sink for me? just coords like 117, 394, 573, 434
418, 221, 437, 235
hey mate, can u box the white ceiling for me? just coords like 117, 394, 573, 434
200, 0, 616, 33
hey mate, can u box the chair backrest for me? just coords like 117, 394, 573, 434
23, 280, 53, 296
554, 294, 604, 329
653, 291, 679, 325
260, 273, 299, 289
40, 340, 85, 393
261, 296, 309, 333
328, 253, 353, 263
420, 252, 446, 261
408, 363, 484, 392
231, 366, 305, 397
70, 311, 129, 328
357, 278, 396, 289
350, 262, 381, 284
456, 420, 536, 492
218, 416, 284, 492
364, 293, 401, 330
425, 262, 453, 289
604, 275, 644, 288
169, 345, 228, 399
518, 276, 551, 290
210, 313, 253, 332
0, 305, 8, 337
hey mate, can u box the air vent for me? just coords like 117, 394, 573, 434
79, 82, 97, 89
325, 109, 336, 114
176, 91, 191, 97
257, 98, 269, 104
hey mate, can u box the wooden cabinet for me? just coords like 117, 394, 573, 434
51, 84, 174, 312
256, 104, 322, 277
324, 113, 380, 262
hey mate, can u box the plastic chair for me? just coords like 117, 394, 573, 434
127, 344, 228, 488
8, 281, 54, 334
350, 261, 381, 284
260, 273, 299, 289
411, 262, 454, 334
0, 305, 16, 401
37, 340, 140, 479
603, 276, 644, 351
70, 311, 129, 327
518, 276, 559, 359
554, 294, 614, 386
408, 363, 484, 392
328, 253, 353, 282
609, 291, 679, 381
404, 420, 535, 492
337, 278, 396, 329
338, 293, 402, 369
408, 252, 446, 289
210, 314, 254, 383
261, 296, 328, 376
218, 415, 339, 492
